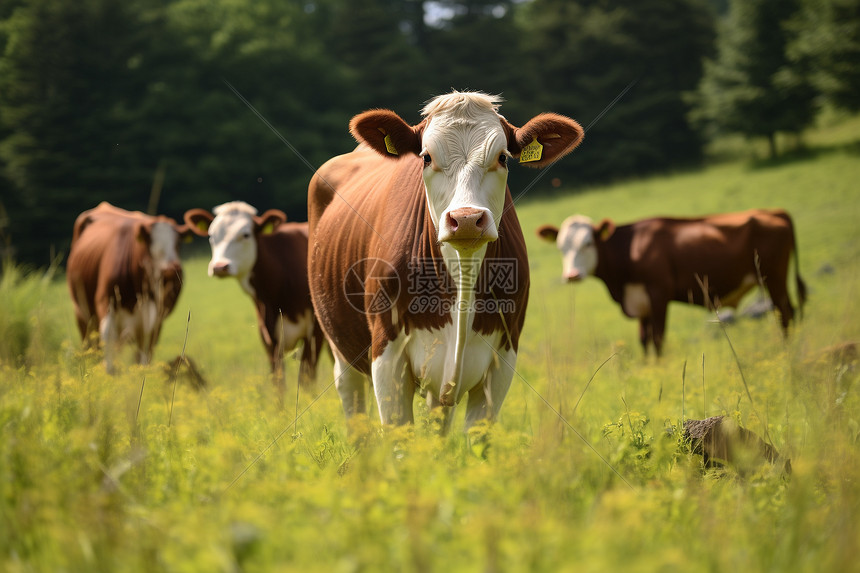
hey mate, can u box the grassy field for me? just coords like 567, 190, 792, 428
2, 118, 860, 572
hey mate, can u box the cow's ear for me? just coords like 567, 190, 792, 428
503, 114, 584, 168
174, 223, 195, 243
136, 221, 152, 244
255, 209, 286, 235
184, 209, 214, 237
350, 110, 423, 159
596, 219, 616, 241
536, 224, 560, 243
72, 214, 94, 243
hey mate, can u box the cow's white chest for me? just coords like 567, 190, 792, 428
622, 283, 651, 318
376, 325, 503, 403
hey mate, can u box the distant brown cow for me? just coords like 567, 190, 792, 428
183, 201, 325, 389
537, 209, 807, 355
67, 202, 192, 371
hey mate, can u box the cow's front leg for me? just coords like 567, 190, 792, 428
638, 317, 652, 355
649, 296, 669, 357
334, 351, 368, 419
260, 316, 286, 395
464, 347, 515, 431
100, 306, 120, 375
135, 299, 159, 366
425, 392, 454, 434
371, 335, 415, 425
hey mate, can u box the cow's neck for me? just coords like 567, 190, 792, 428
237, 272, 256, 299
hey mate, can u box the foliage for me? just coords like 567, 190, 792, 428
0, 0, 151, 264
3, 0, 860, 265
0, 0, 355, 266
0, 0, 720, 265
518, 0, 716, 184
0, 259, 67, 367
1, 115, 859, 571
690, 0, 818, 158
787, 0, 860, 112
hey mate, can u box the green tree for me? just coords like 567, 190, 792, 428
516, 0, 715, 185
691, 0, 817, 158
151, 0, 354, 219
424, 1, 525, 112
320, 0, 427, 114
0, 0, 151, 264
0, 0, 354, 265
788, 0, 860, 112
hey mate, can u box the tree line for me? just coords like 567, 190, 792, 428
0, 0, 857, 265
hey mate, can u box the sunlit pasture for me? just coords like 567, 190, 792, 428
2, 119, 859, 571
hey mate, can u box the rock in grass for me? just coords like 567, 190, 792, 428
816, 341, 858, 368
714, 298, 774, 324
739, 297, 774, 319
164, 354, 208, 390
682, 416, 791, 475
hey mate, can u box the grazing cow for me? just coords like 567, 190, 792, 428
537, 209, 807, 355
67, 202, 192, 372
183, 202, 325, 388
308, 91, 584, 428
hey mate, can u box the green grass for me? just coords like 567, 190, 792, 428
2, 120, 860, 572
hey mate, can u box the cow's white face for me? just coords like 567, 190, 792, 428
557, 215, 598, 281
349, 92, 585, 257
206, 209, 258, 281
421, 107, 509, 253
148, 221, 182, 273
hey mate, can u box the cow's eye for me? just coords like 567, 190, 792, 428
498, 154, 507, 166
242, 232, 251, 239
422, 153, 432, 166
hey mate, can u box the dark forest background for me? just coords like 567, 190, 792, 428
1, 0, 857, 265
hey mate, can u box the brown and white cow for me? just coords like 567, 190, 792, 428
537, 209, 807, 355
308, 91, 584, 428
67, 202, 192, 372
183, 202, 325, 388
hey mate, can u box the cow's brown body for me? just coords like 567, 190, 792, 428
539, 209, 807, 355
67, 202, 189, 370
308, 91, 584, 428
308, 148, 529, 374
242, 223, 325, 382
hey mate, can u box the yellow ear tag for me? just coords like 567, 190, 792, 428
519, 138, 543, 163
196, 221, 209, 233
383, 134, 398, 156
261, 222, 275, 235
183, 235, 193, 243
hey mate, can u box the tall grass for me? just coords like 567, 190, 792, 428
0, 259, 71, 368
1, 118, 859, 571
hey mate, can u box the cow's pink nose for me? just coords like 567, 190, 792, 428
446, 207, 487, 237
564, 271, 582, 282
211, 262, 231, 277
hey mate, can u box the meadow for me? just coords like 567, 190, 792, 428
2, 116, 860, 572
